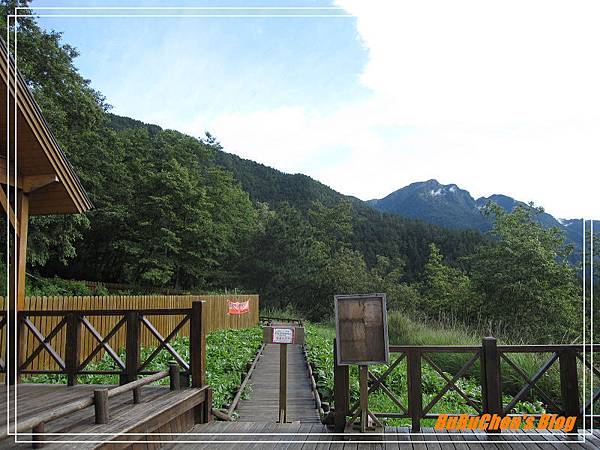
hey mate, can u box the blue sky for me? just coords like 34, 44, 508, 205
33, 1, 367, 125
20, 0, 600, 218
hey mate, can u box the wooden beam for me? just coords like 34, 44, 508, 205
6, 190, 28, 383
0, 165, 59, 193
16, 191, 29, 311
22, 174, 59, 193
0, 157, 20, 189
0, 185, 18, 234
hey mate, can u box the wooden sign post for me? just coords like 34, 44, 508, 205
263, 325, 305, 423
334, 293, 389, 432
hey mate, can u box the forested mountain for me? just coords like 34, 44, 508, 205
104, 114, 484, 279
369, 179, 590, 251
211, 149, 484, 274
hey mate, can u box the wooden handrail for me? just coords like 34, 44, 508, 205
388, 344, 600, 353
7, 308, 193, 316
332, 338, 600, 433
5, 301, 207, 387
0, 395, 94, 438
260, 316, 303, 326
226, 344, 265, 418
0, 367, 175, 439
303, 345, 325, 418
107, 370, 168, 398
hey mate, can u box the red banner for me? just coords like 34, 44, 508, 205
228, 300, 250, 315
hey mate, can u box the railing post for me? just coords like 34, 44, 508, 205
202, 387, 213, 423
32, 422, 45, 449
190, 301, 205, 388
169, 361, 181, 391
7, 313, 24, 385
407, 348, 422, 432
65, 312, 81, 386
333, 338, 349, 432
133, 387, 142, 404
94, 388, 109, 424
559, 347, 580, 421
481, 337, 502, 421
121, 311, 140, 385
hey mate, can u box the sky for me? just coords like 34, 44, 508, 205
21, 0, 600, 219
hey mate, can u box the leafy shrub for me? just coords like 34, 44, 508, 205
26, 276, 109, 296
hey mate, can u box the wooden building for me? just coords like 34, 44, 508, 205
0, 37, 93, 311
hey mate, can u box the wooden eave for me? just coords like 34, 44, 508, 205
0, 38, 93, 215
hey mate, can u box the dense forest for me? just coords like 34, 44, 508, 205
1, 2, 597, 344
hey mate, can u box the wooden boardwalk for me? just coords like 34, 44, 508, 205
236, 343, 321, 423
163, 422, 600, 449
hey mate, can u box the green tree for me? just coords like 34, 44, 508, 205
469, 203, 580, 342
420, 243, 479, 320
241, 202, 371, 320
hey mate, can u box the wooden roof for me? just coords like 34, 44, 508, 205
0, 38, 93, 215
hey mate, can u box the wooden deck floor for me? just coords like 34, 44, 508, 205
236, 344, 321, 423
0, 384, 205, 449
161, 421, 600, 449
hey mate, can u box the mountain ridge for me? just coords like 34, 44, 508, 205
369, 179, 586, 248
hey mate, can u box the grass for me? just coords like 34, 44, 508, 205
387, 311, 567, 402
23, 326, 263, 410
304, 317, 547, 427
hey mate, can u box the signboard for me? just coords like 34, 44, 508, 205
334, 293, 389, 365
263, 326, 305, 345
273, 327, 294, 344
228, 300, 250, 315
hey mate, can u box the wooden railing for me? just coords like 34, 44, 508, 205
332, 338, 600, 432
1, 363, 212, 448
260, 316, 303, 326
1, 301, 207, 386
0, 294, 258, 374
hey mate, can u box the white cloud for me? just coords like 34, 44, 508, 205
182, 1, 600, 219
338, 0, 600, 125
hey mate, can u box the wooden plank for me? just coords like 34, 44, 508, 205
237, 344, 321, 423
384, 426, 410, 450
533, 428, 589, 450
280, 422, 314, 449
413, 428, 441, 450
428, 428, 457, 450
496, 430, 549, 450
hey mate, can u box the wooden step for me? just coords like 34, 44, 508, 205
0, 384, 207, 450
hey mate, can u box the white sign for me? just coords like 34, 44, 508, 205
272, 327, 294, 344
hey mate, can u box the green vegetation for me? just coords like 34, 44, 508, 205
25, 276, 109, 296
23, 326, 263, 410
304, 321, 545, 426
